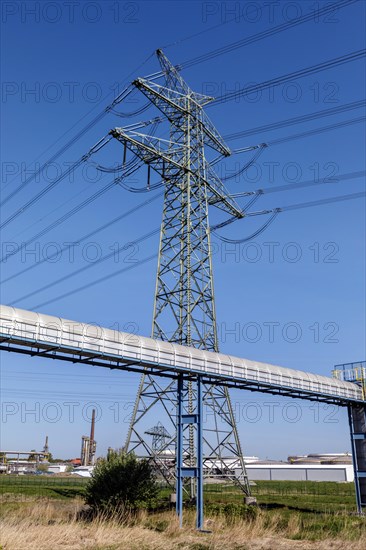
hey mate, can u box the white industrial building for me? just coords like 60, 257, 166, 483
144, 451, 354, 483
243, 453, 354, 482
245, 463, 354, 482
47, 464, 68, 474
72, 465, 94, 477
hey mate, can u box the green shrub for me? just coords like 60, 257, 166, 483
84, 449, 158, 516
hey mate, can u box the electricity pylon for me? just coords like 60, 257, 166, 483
110, 50, 251, 499
145, 422, 171, 453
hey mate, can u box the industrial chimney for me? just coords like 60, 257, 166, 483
88, 409, 97, 465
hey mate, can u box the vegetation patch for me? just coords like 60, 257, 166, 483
205, 502, 258, 521
84, 449, 159, 517
0, 477, 364, 548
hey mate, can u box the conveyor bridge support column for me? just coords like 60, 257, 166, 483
348, 404, 366, 512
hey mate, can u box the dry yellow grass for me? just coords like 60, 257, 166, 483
0, 500, 365, 550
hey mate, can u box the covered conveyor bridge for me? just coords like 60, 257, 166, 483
0, 305, 365, 511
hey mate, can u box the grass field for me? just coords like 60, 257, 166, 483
0, 474, 87, 499
0, 475, 357, 511
0, 476, 365, 549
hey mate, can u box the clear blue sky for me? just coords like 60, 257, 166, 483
1, 0, 365, 460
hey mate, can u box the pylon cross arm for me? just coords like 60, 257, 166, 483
110, 128, 243, 218
110, 128, 185, 172
133, 78, 231, 157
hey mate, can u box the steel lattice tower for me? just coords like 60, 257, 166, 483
111, 50, 250, 500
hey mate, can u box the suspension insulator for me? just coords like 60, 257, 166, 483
147, 164, 151, 190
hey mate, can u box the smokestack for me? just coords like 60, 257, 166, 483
90, 409, 95, 444
88, 409, 97, 465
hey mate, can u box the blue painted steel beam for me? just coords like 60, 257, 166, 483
181, 468, 198, 477
348, 406, 362, 513
182, 414, 198, 424
175, 375, 204, 529
348, 405, 366, 513
176, 374, 183, 527
197, 377, 203, 530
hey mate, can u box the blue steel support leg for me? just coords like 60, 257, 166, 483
197, 376, 204, 530
176, 374, 183, 527
348, 404, 366, 513
348, 405, 362, 514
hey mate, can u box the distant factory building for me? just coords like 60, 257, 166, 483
47, 464, 68, 474
244, 453, 354, 482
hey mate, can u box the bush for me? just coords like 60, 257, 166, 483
84, 449, 158, 516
